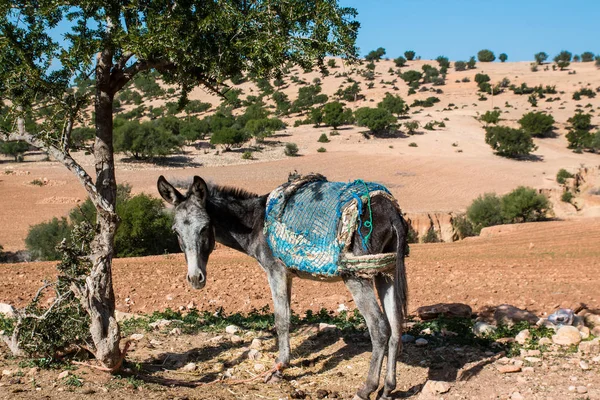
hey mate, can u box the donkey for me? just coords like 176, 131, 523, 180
157, 175, 408, 400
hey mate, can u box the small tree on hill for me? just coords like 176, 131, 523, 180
366, 47, 386, 61
378, 93, 409, 117
501, 187, 549, 223
0, 140, 29, 161
554, 50, 572, 70
454, 61, 467, 71
466, 193, 503, 234
328, 59, 337, 68
394, 56, 407, 68
479, 110, 501, 125
467, 56, 477, 69
477, 49, 496, 62
499, 53, 508, 62
436, 56, 450, 69
566, 112, 593, 150
335, 82, 362, 102
485, 126, 537, 158
534, 52, 548, 64
581, 52, 595, 62
400, 70, 422, 86
404, 50, 416, 61
354, 107, 396, 135
322, 102, 353, 129
518, 112, 555, 138
210, 127, 248, 150
114, 120, 182, 160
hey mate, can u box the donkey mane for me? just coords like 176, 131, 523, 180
208, 184, 261, 201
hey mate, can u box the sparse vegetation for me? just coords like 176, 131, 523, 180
394, 56, 407, 68
404, 50, 416, 61
477, 49, 496, 62
354, 107, 397, 135
485, 126, 537, 159
480, 110, 501, 125
518, 112, 555, 138
499, 53, 508, 63
534, 52, 548, 64
284, 142, 299, 156
0, 141, 29, 162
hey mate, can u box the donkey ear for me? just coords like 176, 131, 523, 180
157, 176, 184, 206
188, 176, 208, 205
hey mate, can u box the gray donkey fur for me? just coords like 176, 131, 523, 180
157, 175, 409, 400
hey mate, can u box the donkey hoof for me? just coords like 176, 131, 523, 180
263, 369, 283, 384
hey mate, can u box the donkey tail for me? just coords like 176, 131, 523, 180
392, 216, 409, 327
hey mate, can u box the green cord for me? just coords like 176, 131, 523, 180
358, 180, 374, 247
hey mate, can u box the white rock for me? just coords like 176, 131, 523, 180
169, 327, 182, 335
524, 357, 541, 363
577, 386, 588, 394
149, 339, 162, 347
254, 363, 266, 372
2, 370, 12, 377
473, 321, 496, 338
421, 380, 451, 395
225, 325, 240, 335
130, 333, 144, 341
248, 349, 261, 360
57, 371, 70, 379
415, 338, 428, 347
181, 362, 197, 372
552, 325, 581, 346
149, 319, 172, 329
337, 303, 348, 312
208, 335, 224, 343
539, 337, 553, 346
515, 329, 531, 345
568, 385, 576, 392
0, 303, 16, 318
250, 338, 263, 349
510, 391, 524, 400
318, 323, 336, 332
579, 326, 590, 339
579, 360, 590, 370
230, 335, 243, 344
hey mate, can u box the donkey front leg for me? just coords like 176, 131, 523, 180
344, 276, 390, 400
265, 265, 293, 368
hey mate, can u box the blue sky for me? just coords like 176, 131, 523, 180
341, 0, 600, 62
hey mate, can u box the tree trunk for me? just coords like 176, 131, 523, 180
79, 49, 122, 368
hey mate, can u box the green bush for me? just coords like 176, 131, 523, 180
554, 50, 571, 70
133, 72, 165, 97
404, 120, 419, 134
556, 168, 574, 185
435, 56, 450, 69
454, 61, 467, 71
327, 59, 337, 68
400, 70, 422, 86
466, 193, 503, 234
322, 101, 353, 129
394, 56, 407, 67
422, 228, 440, 243
25, 217, 72, 261
581, 52, 595, 62
410, 97, 440, 108
365, 47, 386, 61
184, 100, 211, 114
0, 140, 29, 161
210, 127, 248, 150
534, 52, 548, 64
242, 151, 253, 160
404, 50, 416, 61
335, 82, 362, 102
354, 107, 396, 134
451, 213, 477, 239
70, 127, 95, 149
566, 112, 593, 150
499, 53, 508, 62
561, 191, 573, 203
501, 186, 549, 223
317, 147, 326, 153
477, 49, 496, 62
317, 133, 330, 143
480, 110, 501, 125
518, 112, 555, 137
474, 73, 490, 85
485, 126, 536, 158
467, 56, 477, 69
378, 93, 409, 117
284, 142, 299, 156
180, 117, 210, 142
114, 119, 182, 159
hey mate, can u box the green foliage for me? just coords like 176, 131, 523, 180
581, 52, 595, 62
180, 117, 210, 142
284, 142, 299, 156
223, 89, 243, 108
408, 142, 417, 147
272, 91, 292, 116
454, 61, 467, 71
451, 213, 477, 239
573, 88, 596, 100
317, 133, 330, 143
566, 112, 594, 151
404, 50, 416, 61
410, 97, 440, 108
528, 94, 538, 107
0, 140, 29, 161
114, 120, 182, 160
518, 112, 555, 138
242, 151, 253, 160
244, 118, 285, 141
400, 70, 422, 86
322, 101, 353, 129
25, 217, 72, 261
293, 84, 328, 111
477, 49, 496, 62
435, 56, 450, 69
467, 56, 477, 69
133, 72, 165, 97
501, 186, 550, 223
422, 228, 440, 243
421, 64, 440, 84
485, 126, 536, 159
561, 191, 573, 203
554, 50, 572, 70
365, 47, 386, 61
499, 53, 508, 62
210, 127, 248, 149
335, 82, 362, 102
354, 107, 396, 134
327, 59, 337, 68
534, 52, 548, 64
474, 73, 490, 85
404, 120, 419, 134
377, 93, 409, 117
596, 56, 600, 68
466, 193, 503, 234
317, 147, 326, 153
310, 107, 324, 127
480, 110, 501, 125
394, 56, 407, 67
556, 169, 574, 185
184, 100, 211, 114
567, 113, 592, 131
70, 127, 95, 149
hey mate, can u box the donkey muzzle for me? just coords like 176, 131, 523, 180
187, 272, 206, 290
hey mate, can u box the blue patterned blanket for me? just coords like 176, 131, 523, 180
264, 175, 390, 276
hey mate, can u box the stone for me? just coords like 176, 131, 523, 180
522, 367, 534, 374
401, 334, 415, 343
473, 321, 496, 338
510, 392, 524, 400
27, 367, 40, 377
415, 338, 428, 347
225, 325, 240, 335
316, 389, 330, 399
494, 304, 539, 326
416, 303, 472, 321
57, 371, 70, 379
524, 357, 542, 363
130, 333, 144, 341
186, 301, 196, 310
576, 386, 588, 394
208, 335, 224, 343
497, 365, 521, 374
0, 303, 16, 318
181, 363, 197, 372
578, 338, 600, 355
290, 389, 307, 399
593, 326, 600, 336
579, 360, 590, 370
2, 370, 12, 377
582, 311, 600, 328
253, 363, 266, 372
149, 319, 172, 329
230, 335, 243, 344
169, 327, 182, 335
515, 329, 531, 345
248, 349, 261, 360
552, 326, 582, 346
149, 339, 163, 347
318, 323, 336, 332
421, 380, 451, 395
593, 355, 600, 363
250, 338, 263, 349
539, 337, 553, 346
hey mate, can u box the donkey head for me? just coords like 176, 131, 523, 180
157, 175, 215, 290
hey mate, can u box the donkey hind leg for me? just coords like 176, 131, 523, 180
344, 276, 390, 400
375, 275, 402, 400
265, 265, 292, 373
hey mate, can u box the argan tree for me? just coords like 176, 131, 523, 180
0, 1, 358, 368
534, 52, 548, 64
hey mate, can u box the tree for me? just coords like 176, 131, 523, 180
485, 126, 537, 158
114, 120, 182, 160
501, 187, 549, 223
566, 112, 593, 150
518, 112, 555, 138
534, 52, 548, 64
335, 82, 362, 102
581, 52, 595, 62
435, 56, 450, 69
404, 50, 416, 61
394, 56, 407, 68
466, 193, 503, 234
467, 56, 477, 69
499, 53, 508, 62
322, 102, 353, 129
596, 56, 600, 69
477, 49, 496, 62
0, 1, 358, 368
400, 70, 422, 86
0, 140, 29, 161
354, 107, 396, 135
480, 110, 501, 125
328, 59, 337, 68
365, 47, 386, 61
454, 61, 467, 71
378, 93, 409, 117
554, 50, 572, 70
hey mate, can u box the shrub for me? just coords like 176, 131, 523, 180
322, 101, 353, 129
317, 147, 327, 153
573, 88, 596, 100
180, 117, 210, 142
567, 112, 592, 131
474, 73, 490, 85
573, 55, 581, 62
435, 56, 450, 69
454, 61, 467, 71
310, 107, 324, 127
528, 94, 538, 107
0, 140, 29, 161
467, 56, 477, 69
210, 127, 248, 150
335, 82, 362, 102
242, 151, 253, 160
404, 120, 419, 134
408, 142, 417, 147
354, 107, 396, 134
518, 112, 555, 137
400, 70, 422, 86
114, 120, 182, 159
317, 133, 330, 143
534, 52, 548, 64
70, 127, 95, 149
561, 191, 573, 203
25, 217, 72, 261
133, 72, 165, 97
451, 213, 477, 239
422, 227, 440, 243
480, 110, 501, 125
581, 52, 595, 62
485, 126, 536, 158
184, 100, 211, 114
501, 187, 549, 223
284, 142, 299, 156
327, 59, 337, 68
365, 47, 386, 61
477, 49, 496, 62
404, 50, 416, 61
394, 56, 407, 67
244, 118, 285, 141
554, 51, 572, 70
410, 97, 440, 108
378, 93, 409, 117
499, 53, 508, 63
467, 193, 503, 234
